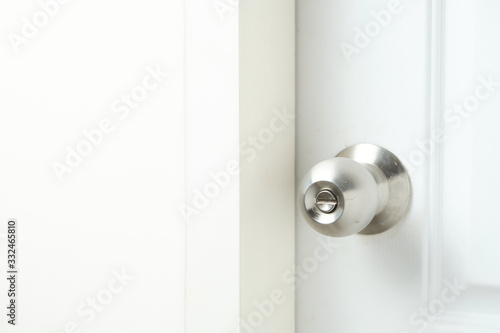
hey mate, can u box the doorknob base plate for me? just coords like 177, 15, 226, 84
337, 144, 412, 235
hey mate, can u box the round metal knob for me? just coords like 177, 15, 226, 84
298, 144, 412, 237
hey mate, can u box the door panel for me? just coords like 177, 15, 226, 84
297, 0, 500, 332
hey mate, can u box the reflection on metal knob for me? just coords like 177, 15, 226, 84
298, 144, 412, 237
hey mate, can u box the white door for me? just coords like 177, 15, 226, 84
297, 0, 500, 332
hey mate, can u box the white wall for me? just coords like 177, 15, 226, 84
0, 0, 185, 332
0, 1, 296, 332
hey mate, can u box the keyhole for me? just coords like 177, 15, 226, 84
315, 190, 338, 213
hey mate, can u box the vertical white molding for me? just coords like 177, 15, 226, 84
184, 1, 240, 333
240, 1, 295, 333
426, 0, 444, 303
185, 1, 294, 332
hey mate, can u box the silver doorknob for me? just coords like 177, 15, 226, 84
298, 144, 411, 237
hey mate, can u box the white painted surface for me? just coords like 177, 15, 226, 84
185, 0, 295, 332
434, 1, 500, 331
0, 1, 295, 332
0, 1, 184, 332
240, 1, 295, 333
0, 0, 295, 333
297, 0, 500, 332
184, 0, 240, 332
